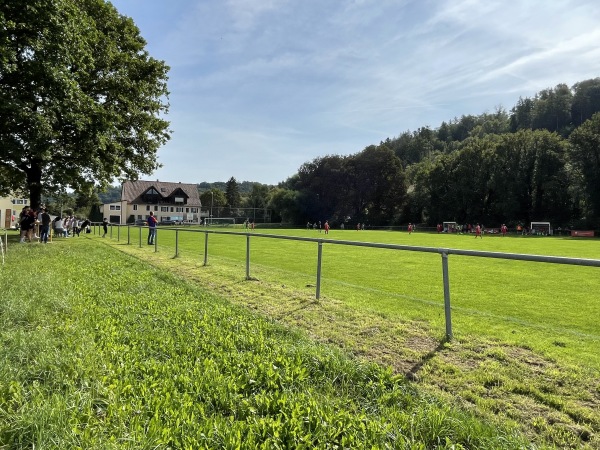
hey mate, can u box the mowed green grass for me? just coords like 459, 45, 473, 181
116, 225, 600, 371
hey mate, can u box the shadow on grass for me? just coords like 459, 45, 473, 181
406, 340, 447, 381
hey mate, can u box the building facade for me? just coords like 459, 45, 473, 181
0, 195, 30, 229
101, 180, 202, 224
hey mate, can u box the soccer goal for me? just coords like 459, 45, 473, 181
207, 217, 236, 227
443, 221, 458, 232
530, 222, 551, 236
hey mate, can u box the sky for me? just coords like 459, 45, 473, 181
108, 0, 600, 186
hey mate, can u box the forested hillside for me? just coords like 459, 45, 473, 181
270, 78, 600, 228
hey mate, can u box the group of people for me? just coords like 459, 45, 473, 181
306, 220, 331, 233
52, 215, 89, 238
434, 223, 510, 237
18, 205, 90, 244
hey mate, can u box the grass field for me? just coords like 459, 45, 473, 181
3, 226, 600, 448
0, 233, 531, 449
109, 225, 600, 369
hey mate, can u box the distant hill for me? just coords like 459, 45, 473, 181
197, 181, 272, 195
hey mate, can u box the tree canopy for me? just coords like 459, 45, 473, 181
0, 0, 170, 209
268, 79, 600, 228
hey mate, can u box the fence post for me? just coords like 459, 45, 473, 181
441, 251, 453, 341
175, 229, 179, 257
117, 225, 120, 241
203, 231, 208, 266
246, 234, 250, 280
139, 226, 142, 248
154, 229, 158, 253
127, 225, 130, 245
316, 240, 323, 299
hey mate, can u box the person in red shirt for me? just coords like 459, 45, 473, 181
147, 211, 158, 245
475, 223, 482, 239
324, 220, 330, 234
501, 224, 507, 236
408, 223, 413, 234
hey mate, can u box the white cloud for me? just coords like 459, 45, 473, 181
109, 0, 600, 185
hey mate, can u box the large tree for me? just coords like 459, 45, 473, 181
225, 177, 241, 208
569, 112, 600, 222
0, 0, 170, 209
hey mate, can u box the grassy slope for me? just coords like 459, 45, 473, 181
103, 225, 600, 449
0, 236, 528, 449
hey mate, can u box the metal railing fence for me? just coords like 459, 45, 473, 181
95, 223, 600, 340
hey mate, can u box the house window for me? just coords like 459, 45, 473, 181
191, 208, 198, 213
154, 206, 158, 211
110, 205, 115, 210
146, 205, 150, 211
133, 205, 138, 211
176, 207, 183, 212
109, 205, 121, 211
161, 206, 168, 212
174, 196, 184, 203
185, 208, 189, 213
170, 207, 174, 212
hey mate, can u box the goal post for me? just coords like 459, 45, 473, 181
206, 217, 236, 226
530, 222, 551, 236
442, 221, 458, 232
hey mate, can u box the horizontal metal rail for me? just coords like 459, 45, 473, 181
101, 224, 600, 339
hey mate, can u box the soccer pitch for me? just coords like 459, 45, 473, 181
116, 225, 600, 370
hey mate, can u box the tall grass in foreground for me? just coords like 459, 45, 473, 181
0, 239, 531, 449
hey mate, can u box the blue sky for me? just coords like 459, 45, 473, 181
109, 0, 600, 186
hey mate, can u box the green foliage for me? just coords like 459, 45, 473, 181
199, 188, 226, 210
225, 176, 241, 208
97, 185, 122, 204
0, 0, 170, 209
276, 78, 600, 228
569, 112, 600, 222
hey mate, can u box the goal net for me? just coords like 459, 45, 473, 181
530, 222, 551, 236
206, 217, 236, 226
443, 222, 458, 232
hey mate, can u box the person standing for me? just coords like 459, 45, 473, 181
102, 218, 109, 238
324, 220, 330, 234
147, 211, 157, 245
19, 207, 32, 243
408, 223, 413, 234
475, 223, 482, 239
39, 208, 51, 243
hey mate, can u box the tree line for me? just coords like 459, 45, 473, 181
37, 79, 600, 230
2, 2, 599, 229
264, 79, 600, 228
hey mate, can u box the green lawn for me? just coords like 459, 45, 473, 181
19, 225, 600, 448
114, 225, 600, 370
0, 235, 531, 449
